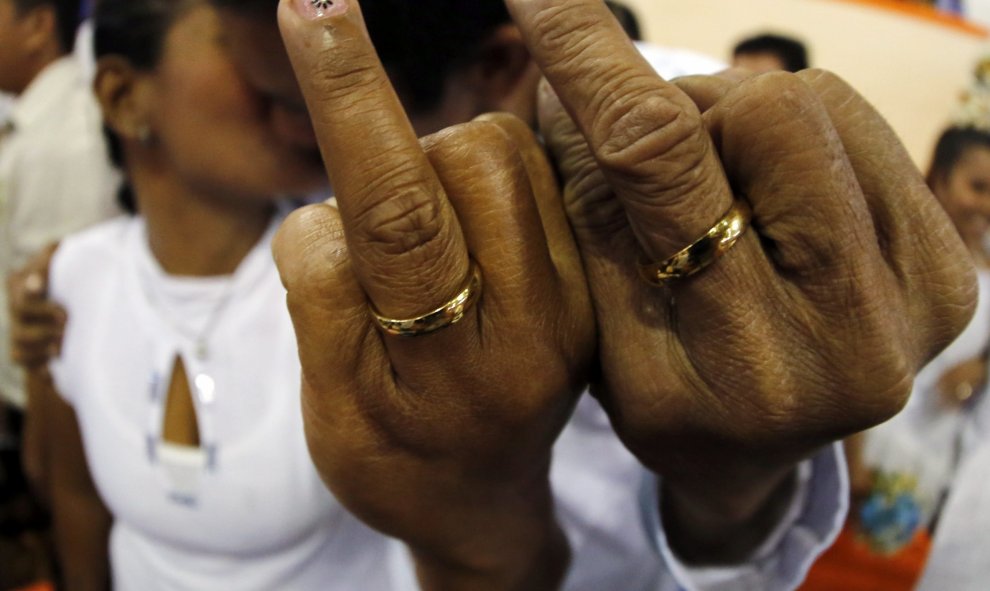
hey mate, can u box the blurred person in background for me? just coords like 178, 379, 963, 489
31, 0, 413, 588
0, 0, 118, 588
732, 32, 809, 73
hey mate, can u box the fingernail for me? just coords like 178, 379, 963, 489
293, 0, 348, 20
24, 273, 43, 295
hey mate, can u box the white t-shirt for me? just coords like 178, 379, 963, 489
50, 215, 406, 591
905, 271, 990, 591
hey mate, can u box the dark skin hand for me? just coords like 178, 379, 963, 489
516, 0, 976, 562
276, 0, 592, 588
275, 0, 976, 587
7, 244, 64, 369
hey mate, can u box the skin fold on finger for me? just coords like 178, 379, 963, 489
796, 68, 978, 363
12, 324, 63, 354
506, 0, 735, 260
277, 0, 470, 320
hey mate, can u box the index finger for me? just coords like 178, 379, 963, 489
278, 0, 468, 318
507, 0, 731, 261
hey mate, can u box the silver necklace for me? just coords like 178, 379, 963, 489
138, 271, 237, 362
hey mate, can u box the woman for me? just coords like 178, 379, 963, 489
39, 0, 405, 588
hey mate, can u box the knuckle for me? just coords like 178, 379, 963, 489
743, 71, 818, 115
423, 120, 510, 159
594, 91, 708, 183
796, 68, 848, 93
351, 175, 449, 261
306, 56, 384, 107
527, 2, 600, 63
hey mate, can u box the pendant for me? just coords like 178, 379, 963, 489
195, 339, 209, 361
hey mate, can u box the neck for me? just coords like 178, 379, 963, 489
128, 153, 276, 277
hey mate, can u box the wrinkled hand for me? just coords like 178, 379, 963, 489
275, 1, 593, 588
7, 244, 64, 369
508, 0, 976, 560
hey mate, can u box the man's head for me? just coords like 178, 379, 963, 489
0, 0, 81, 94
731, 33, 808, 74
211, 0, 537, 136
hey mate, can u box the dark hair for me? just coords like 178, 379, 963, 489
209, 0, 511, 113
13, 0, 81, 53
927, 126, 990, 189
93, 0, 195, 212
732, 33, 809, 73
605, 0, 641, 41
93, 0, 194, 68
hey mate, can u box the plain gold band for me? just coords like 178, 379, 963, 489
370, 261, 482, 337
639, 200, 752, 287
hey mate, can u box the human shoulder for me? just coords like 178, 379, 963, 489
50, 216, 139, 296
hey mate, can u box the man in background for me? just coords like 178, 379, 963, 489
732, 32, 810, 73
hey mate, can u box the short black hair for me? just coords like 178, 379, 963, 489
732, 33, 809, 73
927, 126, 990, 189
209, 0, 512, 113
12, 0, 81, 53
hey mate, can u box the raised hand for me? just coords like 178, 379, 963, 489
274, 0, 593, 587
508, 0, 976, 560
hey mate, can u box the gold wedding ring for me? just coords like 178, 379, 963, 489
370, 260, 483, 337
639, 200, 752, 287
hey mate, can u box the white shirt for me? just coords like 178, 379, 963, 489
905, 271, 990, 590
51, 215, 407, 591
0, 93, 13, 124
636, 42, 727, 78
0, 56, 121, 408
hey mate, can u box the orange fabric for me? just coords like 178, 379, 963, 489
832, 0, 988, 37
799, 522, 931, 591
13, 583, 54, 591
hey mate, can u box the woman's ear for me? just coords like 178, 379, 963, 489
94, 56, 155, 142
